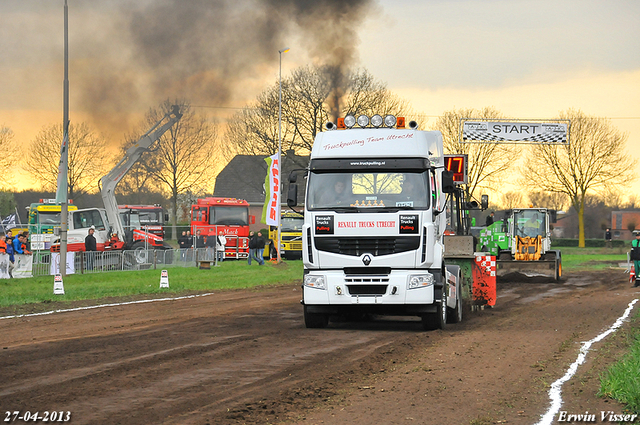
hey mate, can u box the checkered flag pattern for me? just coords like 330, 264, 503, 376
463, 131, 567, 144
463, 131, 507, 142
476, 255, 496, 277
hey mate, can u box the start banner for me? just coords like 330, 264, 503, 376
461, 120, 569, 144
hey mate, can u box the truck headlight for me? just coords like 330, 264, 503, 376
304, 275, 326, 290
407, 274, 434, 290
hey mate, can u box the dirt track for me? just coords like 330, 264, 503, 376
0, 270, 638, 425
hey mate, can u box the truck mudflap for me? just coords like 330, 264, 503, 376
497, 259, 561, 281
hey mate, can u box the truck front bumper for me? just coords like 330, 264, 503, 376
302, 269, 437, 315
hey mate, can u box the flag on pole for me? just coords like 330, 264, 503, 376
55, 129, 69, 204
261, 153, 280, 226
1, 213, 17, 230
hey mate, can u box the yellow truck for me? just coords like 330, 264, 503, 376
267, 211, 303, 260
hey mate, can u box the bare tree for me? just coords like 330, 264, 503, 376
225, 66, 412, 156
0, 126, 19, 187
433, 107, 515, 202
130, 100, 218, 238
528, 191, 568, 211
522, 109, 635, 247
500, 191, 524, 210
25, 122, 111, 199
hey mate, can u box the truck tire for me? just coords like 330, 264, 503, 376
130, 241, 149, 264
555, 252, 562, 281
422, 291, 447, 331
304, 306, 329, 328
445, 265, 462, 324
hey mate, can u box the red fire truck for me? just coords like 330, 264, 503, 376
190, 197, 254, 259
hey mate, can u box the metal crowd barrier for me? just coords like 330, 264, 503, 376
26, 248, 223, 278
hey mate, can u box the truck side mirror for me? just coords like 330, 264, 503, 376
287, 184, 298, 207
481, 194, 488, 210
164, 213, 169, 222
442, 170, 455, 194
549, 210, 557, 223
249, 215, 256, 225
289, 171, 298, 184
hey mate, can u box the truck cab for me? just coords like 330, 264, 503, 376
27, 199, 78, 251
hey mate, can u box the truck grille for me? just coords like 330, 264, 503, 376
314, 236, 420, 256
347, 284, 388, 295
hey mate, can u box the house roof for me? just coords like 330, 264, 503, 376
214, 151, 309, 204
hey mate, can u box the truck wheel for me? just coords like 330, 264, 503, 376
446, 265, 462, 324
422, 292, 447, 331
448, 283, 463, 324
130, 241, 149, 264
304, 306, 329, 329
555, 252, 562, 281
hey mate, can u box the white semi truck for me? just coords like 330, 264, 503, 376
287, 114, 462, 330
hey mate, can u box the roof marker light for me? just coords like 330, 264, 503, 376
384, 115, 397, 128
337, 118, 345, 129
371, 114, 383, 128
357, 115, 369, 128
397, 117, 406, 128
344, 115, 356, 128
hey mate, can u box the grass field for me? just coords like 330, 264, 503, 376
599, 310, 640, 415
0, 260, 303, 312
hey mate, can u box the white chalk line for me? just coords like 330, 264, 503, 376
534, 298, 639, 425
0, 292, 216, 321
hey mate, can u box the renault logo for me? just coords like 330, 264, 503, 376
362, 254, 372, 266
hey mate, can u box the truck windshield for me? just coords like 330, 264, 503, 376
210, 206, 249, 226
120, 211, 141, 230
307, 171, 430, 210
138, 210, 162, 225
281, 216, 303, 232
37, 211, 61, 225
514, 210, 546, 238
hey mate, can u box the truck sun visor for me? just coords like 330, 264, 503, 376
310, 158, 431, 172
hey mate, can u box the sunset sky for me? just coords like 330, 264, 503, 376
1, 0, 638, 200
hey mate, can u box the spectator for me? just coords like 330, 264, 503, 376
195, 229, 205, 249
0, 234, 6, 254
5, 232, 14, 278
13, 233, 30, 255
205, 234, 216, 260
186, 231, 193, 248
216, 233, 227, 262
178, 231, 188, 249
485, 211, 495, 227
248, 231, 258, 265
255, 232, 266, 265
22, 230, 30, 251
178, 231, 188, 260
631, 230, 640, 288
605, 228, 612, 248
85, 226, 97, 270
20, 233, 31, 255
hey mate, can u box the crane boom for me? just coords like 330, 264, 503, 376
100, 105, 182, 243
